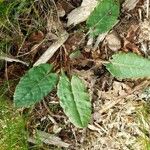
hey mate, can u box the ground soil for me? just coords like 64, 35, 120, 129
0, 0, 150, 150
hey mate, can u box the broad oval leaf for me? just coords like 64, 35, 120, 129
106, 53, 150, 79
87, 0, 120, 36
14, 64, 58, 108
57, 74, 91, 128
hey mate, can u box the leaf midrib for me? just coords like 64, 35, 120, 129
111, 62, 150, 70
70, 80, 83, 127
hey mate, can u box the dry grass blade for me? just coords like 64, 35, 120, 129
33, 31, 69, 66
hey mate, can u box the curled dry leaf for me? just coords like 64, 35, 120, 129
67, 0, 98, 26
56, 2, 66, 17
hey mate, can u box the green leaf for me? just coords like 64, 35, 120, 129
69, 50, 81, 59
106, 53, 150, 79
14, 64, 58, 108
87, 0, 120, 36
57, 74, 91, 128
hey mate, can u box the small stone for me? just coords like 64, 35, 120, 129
105, 31, 121, 51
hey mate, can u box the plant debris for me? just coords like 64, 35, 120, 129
0, 0, 150, 150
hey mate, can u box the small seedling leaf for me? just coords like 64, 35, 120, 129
106, 53, 150, 79
57, 73, 91, 128
14, 64, 58, 107
87, 0, 120, 36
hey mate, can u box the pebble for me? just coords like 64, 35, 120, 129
105, 31, 121, 52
